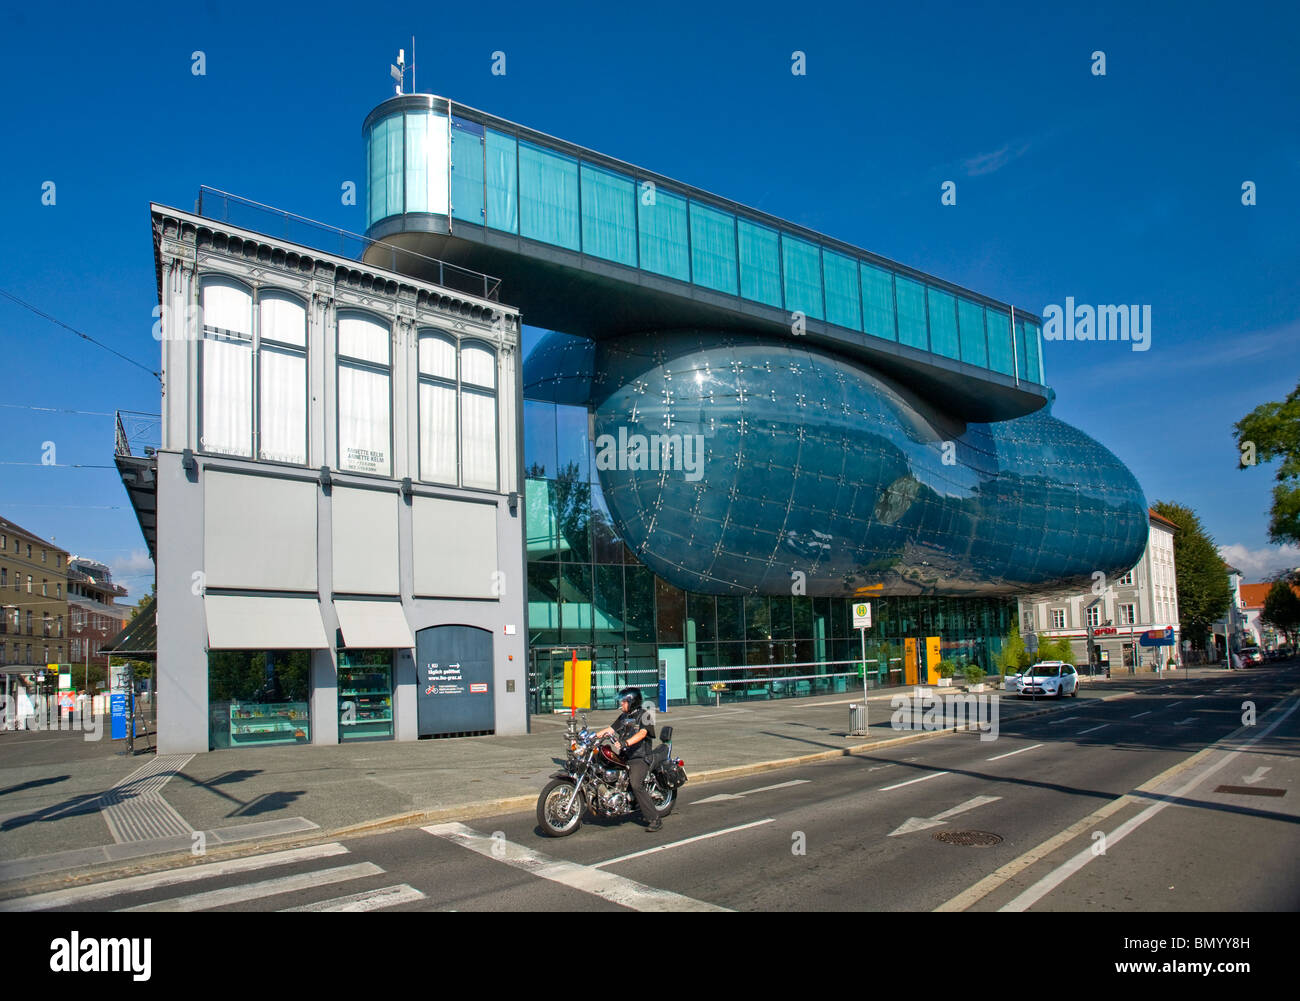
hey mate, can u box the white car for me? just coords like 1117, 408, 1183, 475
1017, 661, 1079, 698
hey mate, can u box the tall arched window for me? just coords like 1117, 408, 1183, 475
258, 293, 308, 464
418, 331, 458, 485
200, 277, 254, 457
460, 341, 498, 491
200, 280, 309, 464
337, 312, 392, 476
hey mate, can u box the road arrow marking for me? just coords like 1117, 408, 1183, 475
1243, 767, 1271, 785
693, 779, 810, 805
889, 795, 1001, 836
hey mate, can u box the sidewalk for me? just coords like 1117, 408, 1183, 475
0, 668, 1225, 891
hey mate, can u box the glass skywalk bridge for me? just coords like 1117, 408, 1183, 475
362, 95, 1048, 423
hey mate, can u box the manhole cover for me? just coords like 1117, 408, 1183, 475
933, 830, 1003, 847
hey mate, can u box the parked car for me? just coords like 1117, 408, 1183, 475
1017, 661, 1079, 698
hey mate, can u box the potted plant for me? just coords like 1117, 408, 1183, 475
964, 664, 987, 692
935, 660, 956, 687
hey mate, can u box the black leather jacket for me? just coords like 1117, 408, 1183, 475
613, 708, 655, 759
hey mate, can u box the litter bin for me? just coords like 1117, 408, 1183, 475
848, 703, 868, 737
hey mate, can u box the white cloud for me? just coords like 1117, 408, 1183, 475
1218, 542, 1300, 582
963, 142, 1031, 177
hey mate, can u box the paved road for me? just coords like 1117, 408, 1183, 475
4, 666, 1294, 913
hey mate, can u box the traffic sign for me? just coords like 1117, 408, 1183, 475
852, 602, 872, 629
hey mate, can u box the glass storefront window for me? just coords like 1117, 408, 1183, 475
208, 650, 311, 750
338, 650, 393, 742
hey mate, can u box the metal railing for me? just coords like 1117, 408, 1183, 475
115, 410, 160, 459
195, 187, 503, 302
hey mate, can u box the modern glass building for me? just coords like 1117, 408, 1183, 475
357, 94, 1149, 712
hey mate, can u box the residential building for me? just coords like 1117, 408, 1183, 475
1019, 509, 1178, 671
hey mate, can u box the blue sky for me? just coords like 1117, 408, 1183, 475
1, 0, 1297, 598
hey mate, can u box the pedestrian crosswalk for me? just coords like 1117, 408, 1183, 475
0, 821, 735, 912
0, 843, 425, 913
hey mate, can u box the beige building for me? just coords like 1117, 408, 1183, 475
1018, 509, 1180, 672
0, 516, 70, 677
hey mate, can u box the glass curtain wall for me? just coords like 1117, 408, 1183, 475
367, 103, 1046, 386
524, 382, 1016, 711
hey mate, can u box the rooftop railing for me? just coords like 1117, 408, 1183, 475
195, 186, 503, 302
114, 410, 160, 459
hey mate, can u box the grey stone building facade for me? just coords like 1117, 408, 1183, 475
141, 205, 527, 754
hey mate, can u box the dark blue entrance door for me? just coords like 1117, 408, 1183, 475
415, 625, 495, 736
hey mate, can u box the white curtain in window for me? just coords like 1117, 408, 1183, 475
419, 382, 458, 484
461, 343, 495, 388
418, 333, 456, 379
461, 390, 497, 490
260, 295, 306, 346
202, 280, 252, 335
202, 336, 252, 456
338, 315, 390, 365
339, 364, 390, 475
260, 348, 307, 464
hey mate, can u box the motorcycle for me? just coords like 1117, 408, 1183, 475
536, 714, 689, 837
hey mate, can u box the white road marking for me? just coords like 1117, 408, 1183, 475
889, 795, 1002, 837
282, 884, 425, 912
593, 819, 774, 868
1166, 701, 1184, 709
987, 743, 1043, 761
122, 862, 384, 912
999, 696, 1299, 912
1174, 717, 1196, 726
424, 822, 729, 912
693, 779, 810, 804
1077, 724, 1110, 735
0, 843, 351, 912
1243, 766, 1271, 785
880, 771, 950, 791
1130, 711, 1152, 719
1050, 717, 1080, 724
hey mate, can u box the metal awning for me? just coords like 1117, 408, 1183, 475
334, 600, 415, 649
204, 595, 329, 650
101, 596, 157, 657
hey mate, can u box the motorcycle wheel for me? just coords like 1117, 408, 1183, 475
647, 777, 676, 818
537, 779, 584, 837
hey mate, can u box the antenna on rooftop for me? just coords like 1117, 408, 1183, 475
390, 49, 406, 96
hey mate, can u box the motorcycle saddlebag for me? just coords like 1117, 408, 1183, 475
656, 757, 688, 789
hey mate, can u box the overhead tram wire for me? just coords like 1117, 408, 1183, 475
0, 288, 160, 381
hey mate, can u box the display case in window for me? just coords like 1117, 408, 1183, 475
338, 653, 393, 741
228, 702, 311, 746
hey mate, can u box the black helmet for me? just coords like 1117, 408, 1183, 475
616, 687, 642, 712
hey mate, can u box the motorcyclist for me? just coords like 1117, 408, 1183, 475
593, 687, 662, 832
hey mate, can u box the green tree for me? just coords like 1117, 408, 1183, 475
996, 628, 1031, 673
1038, 636, 1076, 665
1261, 580, 1300, 648
1235, 380, 1300, 545
1152, 501, 1232, 652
